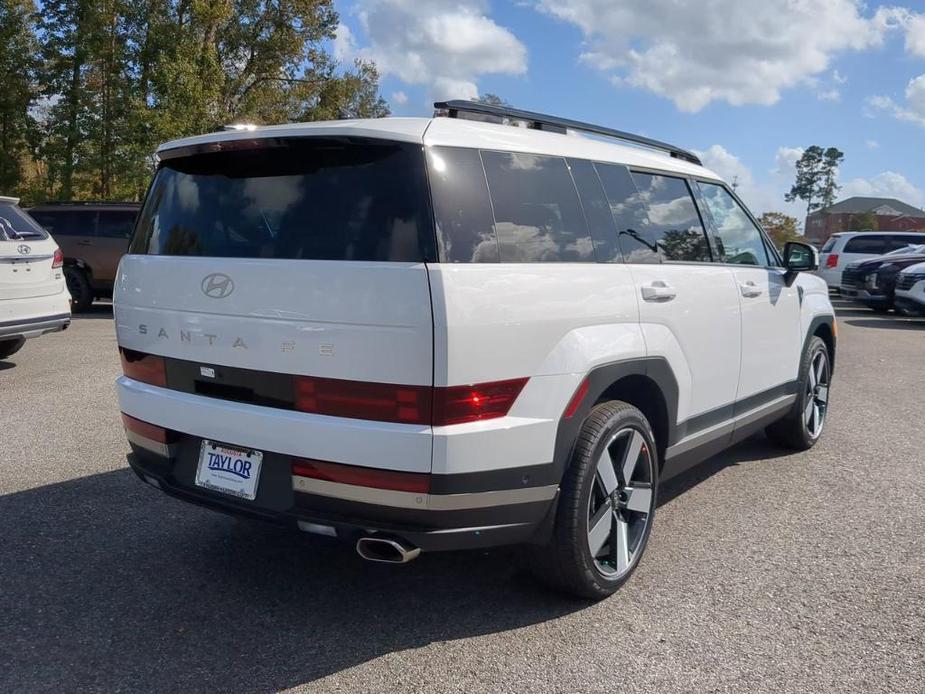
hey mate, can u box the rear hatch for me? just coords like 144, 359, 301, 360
115, 135, 437, 410
0, 202, 62, 302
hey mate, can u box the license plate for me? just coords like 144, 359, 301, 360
195, 440, 263, 501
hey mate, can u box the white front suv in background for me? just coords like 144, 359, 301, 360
114, 101, 835, 599
0, 196, 71, 361
895, 261, 925, 315
818, 231, 925, 291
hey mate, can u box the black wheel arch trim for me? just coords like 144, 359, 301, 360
804, 314, 836, 375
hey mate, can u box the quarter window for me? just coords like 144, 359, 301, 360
96, 211, 138, 239
481, 151, 594, 263
697, 182, 769, 266
630, 172, 711, 263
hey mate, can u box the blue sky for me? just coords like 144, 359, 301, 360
333, 0, 925, 224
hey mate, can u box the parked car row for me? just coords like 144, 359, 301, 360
838, 242, 925, 315
818, 231, 925, 290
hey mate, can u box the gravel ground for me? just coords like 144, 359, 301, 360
1, 300, 923, 693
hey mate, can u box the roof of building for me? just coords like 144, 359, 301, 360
812, 196, 925, 217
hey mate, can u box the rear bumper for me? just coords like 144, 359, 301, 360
0, 312, 70, 339
126, 438, 557, 552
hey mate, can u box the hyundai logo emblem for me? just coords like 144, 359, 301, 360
17, 244, 31, 255
201, 273, 235, 299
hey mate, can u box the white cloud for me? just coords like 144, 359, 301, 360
774, 146, 804, 177
832, 69, 848, 85
333, 23, 356, 62
817, 88, 841, 102
536, 0, 906, 112
840, 171, 925, 207
866, 139, 880, 149
906, 14, 925, 56
391, 90, 408, 106
868, 73, 925, 126
342, 0, 526, 101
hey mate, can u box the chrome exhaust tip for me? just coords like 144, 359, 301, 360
356, 536, 421, 564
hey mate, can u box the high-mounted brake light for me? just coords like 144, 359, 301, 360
52, 248, 63, 269
119, 347, 167, 387
825, 253, 839, 269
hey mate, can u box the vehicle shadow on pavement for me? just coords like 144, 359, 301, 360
658, 434, 790, 506
843, 317, 923, 331
0, 467, 583, 693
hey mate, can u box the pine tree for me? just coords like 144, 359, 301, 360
0, 0, 39, 193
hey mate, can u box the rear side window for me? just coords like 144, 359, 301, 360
29, 210, 96, 237
821, 237, 837, 252
131, 139, 436, 262
697, 182, 769, 266
568, 159, 622, 262
887, 235, 925, 251
481, 151, 594, 262
97, 211, 138, 239
593, 163, 659, 263
0, 203, 47, 240
630, 172, 711, 263
428, 147, 499, 262
843, 236, 886, 254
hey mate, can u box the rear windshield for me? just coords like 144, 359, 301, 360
0, 203, 48, 241
820, 237, 837, 252
130, 139, 436, 262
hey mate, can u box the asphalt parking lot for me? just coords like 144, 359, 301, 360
1, 300, 923, 693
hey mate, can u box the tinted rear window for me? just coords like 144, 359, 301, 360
821, 237, 837, 252
0, 203, 48, 240
594, 163, 659, 263
131, 139, 436, 262
843, 236, 886, 254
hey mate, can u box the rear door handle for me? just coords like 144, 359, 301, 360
739, 281, 763, 298
641, 281, 677, 302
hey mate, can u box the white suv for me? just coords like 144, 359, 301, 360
818, 231, 925, 290
114, 101, 835, 598
0, 196, 71, 360
895, 261, 925, 315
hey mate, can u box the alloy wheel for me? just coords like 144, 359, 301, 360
586, 427, 655, 578
804, 349, 829, 439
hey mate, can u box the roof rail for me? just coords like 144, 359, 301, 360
433, 99, 702, 166
30, 200, 140, 207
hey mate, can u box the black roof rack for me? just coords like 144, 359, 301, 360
29, 200, 141, 207
433, 99, 702, 167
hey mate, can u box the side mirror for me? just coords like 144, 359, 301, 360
783, 241, 818, 273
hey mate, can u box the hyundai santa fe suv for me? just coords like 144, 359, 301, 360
115, 101, 835, 599
0, 196, 71, 360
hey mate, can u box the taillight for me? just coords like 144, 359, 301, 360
292, 458, 430, 493
295, 376, 432, 424
431, 378, 528, 426
825, 253, 838, 269
293, 376, 528, 426
52, 248, 63, 269
121, 413, 176, 444
119, 347, 167, 387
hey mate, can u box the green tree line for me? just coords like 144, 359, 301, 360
0, 0, 389, 204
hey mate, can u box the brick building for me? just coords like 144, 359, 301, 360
804, 197, 925, 244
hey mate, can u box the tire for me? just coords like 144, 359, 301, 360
64, 267, 93, 312
765, 335, 831, 451
0, 337, 25, 360
529, 400, 658, 600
